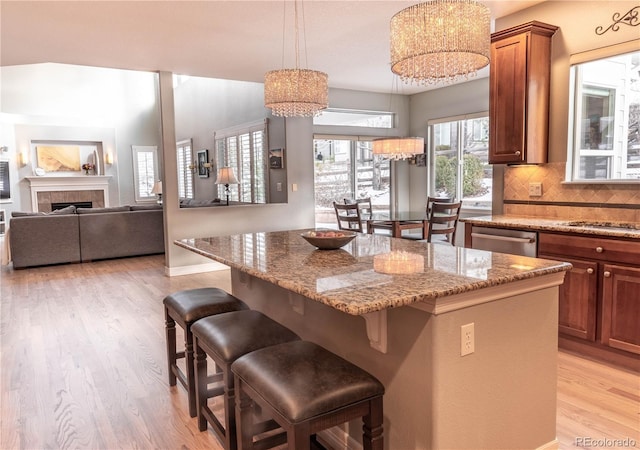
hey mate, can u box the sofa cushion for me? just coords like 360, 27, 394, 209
11, 211, 45, 217
130, 204, 163, 211
49, 205, 77, 215
77, 206, 131, 214
11, 205, 77, 217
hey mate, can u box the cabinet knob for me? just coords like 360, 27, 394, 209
587, 268, 594, 274
595, 246, 604, 253
514, 150, 521, 156
604, 271, 611, 278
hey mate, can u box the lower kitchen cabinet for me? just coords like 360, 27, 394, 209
601, 264, 640, 355
539, 232, 640, 370
544, 256, 598, 341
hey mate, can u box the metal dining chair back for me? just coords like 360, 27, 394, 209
427, 201, 462, 244
334, 202, 363, 232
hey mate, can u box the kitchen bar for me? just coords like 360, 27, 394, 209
176, 230, 571, 449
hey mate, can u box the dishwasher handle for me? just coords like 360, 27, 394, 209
471, 232, 536, 244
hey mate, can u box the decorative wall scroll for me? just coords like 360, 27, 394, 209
595, 6, 639, 35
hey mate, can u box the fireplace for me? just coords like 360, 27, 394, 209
25, 175, 111, 212
51, 201, 93, 210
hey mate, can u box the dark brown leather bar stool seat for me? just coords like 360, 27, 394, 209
191, 310, 300, 450
232, 340, 385, 450
163, 287, 248, 417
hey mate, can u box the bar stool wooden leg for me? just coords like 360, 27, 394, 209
165, 309, 177, 387
195, 341, 208, 432
363, 396, 384, 450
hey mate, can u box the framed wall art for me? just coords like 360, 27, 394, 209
269, 148, 284, 169
197, 149, 209, 178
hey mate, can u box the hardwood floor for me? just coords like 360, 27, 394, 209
1, 255, 638, 450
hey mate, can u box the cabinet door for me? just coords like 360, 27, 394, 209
601, 264, 640, 354
540, 254, 597, 341
489, 33, 527, 164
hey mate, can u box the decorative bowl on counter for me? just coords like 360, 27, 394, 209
300, 229, 357, 250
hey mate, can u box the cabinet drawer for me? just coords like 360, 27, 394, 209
538, 233, 640, 265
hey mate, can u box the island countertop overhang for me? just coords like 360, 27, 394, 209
174, 229, 571, 316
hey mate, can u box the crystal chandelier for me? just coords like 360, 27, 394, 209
390, 0, 490, 85
264, 1, 328, 117
372, 137, 424, 160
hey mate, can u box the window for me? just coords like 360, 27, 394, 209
0, 160, 10, 202
313, 136, 390, 227
567, 44, 639, 181
131, 145, 158, 202
428, 113, 491, 210
215, 120, 268, 204
313, 108, 394, 128
176, 139, 194, 199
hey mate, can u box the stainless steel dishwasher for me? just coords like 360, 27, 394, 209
470, 226, 538, 257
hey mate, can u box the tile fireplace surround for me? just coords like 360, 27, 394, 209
25, 175, 111, 213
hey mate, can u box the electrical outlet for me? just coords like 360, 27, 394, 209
461, 323, 475, 356
276, 182, 282, 192
528, 182, 542, 197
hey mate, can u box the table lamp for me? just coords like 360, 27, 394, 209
151, 180, 163, 204
216, 167, 239, 206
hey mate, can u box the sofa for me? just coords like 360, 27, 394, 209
9, 204, 164, 269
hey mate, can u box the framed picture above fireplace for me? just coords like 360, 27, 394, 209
36, 145, 81, 172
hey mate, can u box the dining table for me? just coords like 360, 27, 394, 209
363, 211, 428, 239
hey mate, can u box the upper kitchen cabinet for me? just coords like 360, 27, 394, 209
489, 21, 558, 164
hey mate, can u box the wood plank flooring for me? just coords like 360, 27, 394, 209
1, 255, 638, 450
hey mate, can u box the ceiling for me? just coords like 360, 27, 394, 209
0, 0, 547, 95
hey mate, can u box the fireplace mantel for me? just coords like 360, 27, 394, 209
25, 175, 112, 211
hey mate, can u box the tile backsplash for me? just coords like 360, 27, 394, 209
503, 162, 640, 223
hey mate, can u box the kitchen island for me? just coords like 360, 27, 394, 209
176, 230, 571, 450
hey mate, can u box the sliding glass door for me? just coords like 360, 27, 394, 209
313, 137, 390, 227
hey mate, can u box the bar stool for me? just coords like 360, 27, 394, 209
232, 340, 385, 450
191, 310, 300, 450
163, 287, 248, 417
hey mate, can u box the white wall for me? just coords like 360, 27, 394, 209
0, 63, 162, 213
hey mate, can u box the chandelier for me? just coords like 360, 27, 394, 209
264, 1, 328, 117
390, 0, 490, 85
372, 137, 424, 160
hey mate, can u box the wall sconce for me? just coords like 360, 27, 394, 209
105, 152, 114, 165
188, 162, 197, 173
19, 150, 29, 166
203, 162, 212, 173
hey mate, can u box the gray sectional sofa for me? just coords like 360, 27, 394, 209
9, 205, 164, 269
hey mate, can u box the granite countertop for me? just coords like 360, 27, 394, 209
175, 230, 571, 316
462, 215, 640, 239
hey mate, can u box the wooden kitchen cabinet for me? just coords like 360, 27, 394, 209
539, 232, 640, 368
601, 264, 640, 355
489, 21, 558, 164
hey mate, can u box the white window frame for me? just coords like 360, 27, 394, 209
132, 145, 159, 202
176, 139, 194, 199
428, 112, 492, 211
214, 120, 268, 204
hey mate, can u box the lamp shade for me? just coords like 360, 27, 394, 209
151, 181, 163, 194
372, 137, 424, 160
216, 167, 239, 185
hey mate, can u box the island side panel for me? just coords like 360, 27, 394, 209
230, 269, 559, 450
429, 285, 559, 450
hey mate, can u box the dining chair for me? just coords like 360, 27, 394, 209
426, 196, 454, 216
334, 202, 363, 232
426, 201, 462, 245
344, 198, 393, 234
